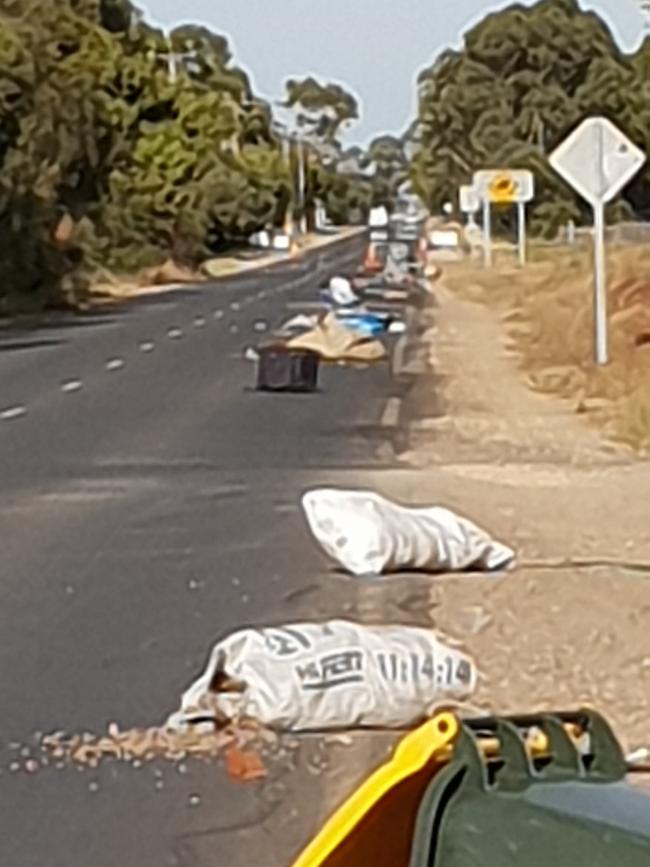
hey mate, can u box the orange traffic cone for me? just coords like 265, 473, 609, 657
362, 242, 383, 274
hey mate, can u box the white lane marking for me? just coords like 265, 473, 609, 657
139, 341, 155, 353
253, 320, 268, 333
167, 327, 183, 339
61, 380, 83, 394
229, 323, 239, 334
106, 358, 125, 371
0, 405, 27, 421
230, 301, 241, 311
380, 396, 401, 428
193, 316, 206, 328
213, 310, 224, 320
258, 290, 266, 299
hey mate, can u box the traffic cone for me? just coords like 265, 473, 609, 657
363, 242, 382, 274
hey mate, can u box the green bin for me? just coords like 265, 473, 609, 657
410, 710, 650, 867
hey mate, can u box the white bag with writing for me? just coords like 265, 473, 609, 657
167, 620, 476, 732
302, 488, 515, 577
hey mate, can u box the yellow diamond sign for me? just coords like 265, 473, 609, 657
489, 173, 516, 203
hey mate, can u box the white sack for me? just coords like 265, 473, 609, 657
167, 620, 476, 732
281, 313, 318, 331
328, 276, 359, 306
302, 488, 515, 577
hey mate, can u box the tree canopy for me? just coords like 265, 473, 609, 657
409, 0, 650, 236
279, 76, 374, 229
0, 0, 292, 308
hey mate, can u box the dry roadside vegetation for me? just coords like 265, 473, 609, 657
444, 245, 650, 453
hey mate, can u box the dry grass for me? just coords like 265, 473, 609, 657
445, 244, 650, 452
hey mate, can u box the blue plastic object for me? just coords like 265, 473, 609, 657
334, 311, 390, 337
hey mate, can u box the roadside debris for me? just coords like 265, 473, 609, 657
39, 720, 257, 768
256, 345, 320, 392
302, 488, 515, 577
324, 276, 359, 307
333, 310, 392, 338
167, 620, 476, 732
280, 314, 318, 333
286, 312, 386, 363
225, 744, 267, 782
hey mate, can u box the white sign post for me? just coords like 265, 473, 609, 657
549, 117, 646, 365
459, 185, 480, 231
482, 195, 492, 267
473, 170, 534, 269
517, 202, 526, 267
459, 185, 480, 215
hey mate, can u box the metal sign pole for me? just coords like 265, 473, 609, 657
297, 136, 307, 234
482, 197, 492, 267
592, 201, 608, 365
517, 201, 526, 266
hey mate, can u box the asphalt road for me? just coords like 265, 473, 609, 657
0, 234, 406, 867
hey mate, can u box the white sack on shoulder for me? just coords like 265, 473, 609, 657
167, 620, 476, 732
302, 488, 515, 577
328, 276, 359, 306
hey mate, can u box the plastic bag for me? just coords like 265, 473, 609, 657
328, 276, 359, 307
334, 311, 390, 338
167, 620, 476, 732
302, 488, 515, 577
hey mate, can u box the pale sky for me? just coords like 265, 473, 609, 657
138, 0, 647, 144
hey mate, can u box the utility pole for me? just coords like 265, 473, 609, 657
296, 134, 307, 234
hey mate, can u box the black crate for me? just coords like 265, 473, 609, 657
256, 345, 320, 392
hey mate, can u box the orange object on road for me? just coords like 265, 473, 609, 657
362, 242, 383, 273
225, 744, 267, 782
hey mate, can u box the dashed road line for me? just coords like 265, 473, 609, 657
193, 316, 206, 328
167, 327, 183, 339
139, 341, 155, 353
0, 405, 27, 421
61, 380, 83, 393
213, 310, 224, 319
106, 358, 125, 371
380, 397, 401, 428
230, 301, 241, 311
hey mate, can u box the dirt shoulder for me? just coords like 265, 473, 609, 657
385, 267, 650, 750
